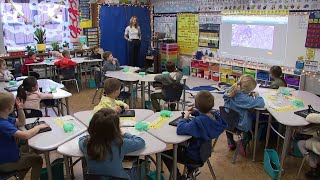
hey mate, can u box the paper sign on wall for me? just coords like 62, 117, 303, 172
177, 14, 199, 55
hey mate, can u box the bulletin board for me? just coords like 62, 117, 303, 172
177, 14, 199, 55
154, 16, 177, 40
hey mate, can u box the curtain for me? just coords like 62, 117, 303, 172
99, 5, 151, 67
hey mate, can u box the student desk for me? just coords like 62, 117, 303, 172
57, 128, 166, 180
20, 116, 87, 180
260, 90, 320, 179
73, 109, 154, 127
143, 111, 191, 180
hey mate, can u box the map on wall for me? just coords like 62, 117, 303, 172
154, 16, 177, 40
177, 14, 199, 55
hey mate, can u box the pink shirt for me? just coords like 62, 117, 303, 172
24, 92, 53, 110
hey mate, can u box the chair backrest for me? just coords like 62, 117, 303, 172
219, 106, 240, 131
23, 109, 43, 118
85, 174, 128, 180
60, 67, 76, 80
199, 140, 213, 163
14, 63, 22, 78
163, 83, 184, 102
0, 171, 19, 180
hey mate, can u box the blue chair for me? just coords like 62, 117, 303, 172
0, 171, 19, 180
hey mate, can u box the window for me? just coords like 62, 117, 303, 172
1, 0, 70, 50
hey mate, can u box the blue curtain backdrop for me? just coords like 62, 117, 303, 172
99, 6, 151, 67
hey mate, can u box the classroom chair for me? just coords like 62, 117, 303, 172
14, 63, 22, 78
59, 67, 79, 93
219, 106, 253, 164
0, 171, 19, 180
23, 109, 43, 118
162, 83, 184, 111
92, 70, 104, 104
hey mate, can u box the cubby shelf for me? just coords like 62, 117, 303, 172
190, 58, 305, 90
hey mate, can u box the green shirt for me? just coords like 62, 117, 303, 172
270, 78, 286, 89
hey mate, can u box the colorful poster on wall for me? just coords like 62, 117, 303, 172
198, 14, 221, 51
305, 12, 320, 48
177, 14, 199, 55
154, 16, 177, 41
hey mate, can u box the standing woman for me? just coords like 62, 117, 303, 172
124, 16, 141, 66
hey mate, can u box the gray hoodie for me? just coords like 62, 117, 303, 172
154, 70, 183, 86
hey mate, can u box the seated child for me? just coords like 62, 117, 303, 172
223, 74, 265, 151
102, 51, 120, 73
90, 46, 102, 59
0, 91, 49, 180
269, 66, 287, 89
93, 78, 129, 113
162, 91, 226, 178
151, 61, 183, 112
21, 51, 44, 79
54, 50, 77, 70
0, 59, 14, 82
17, 77, 53, 115
298, 113, 320, 179
79, 108, 145, 179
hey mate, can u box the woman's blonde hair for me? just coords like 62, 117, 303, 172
227, 74, 257, 97
129, 16, 138, 28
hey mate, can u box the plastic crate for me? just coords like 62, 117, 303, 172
244, 69, 256, 78
228, 78, 236, 84
197, 71, 204, 78
220, 68, 232, 74
209, 64, 220, 72
162, 43, 178, 49
285, 76, 300, 87
212, 73, 219, 81
263, 149, 280, 180
191, 61, 199, 68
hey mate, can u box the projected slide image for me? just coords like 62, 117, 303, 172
231, 24, 274, 50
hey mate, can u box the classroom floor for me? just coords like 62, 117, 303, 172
25, 77, 310, 180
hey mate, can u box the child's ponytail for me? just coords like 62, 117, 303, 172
226, 82, 239, 97
17, 76, 37, 102
17, 85, 27, 102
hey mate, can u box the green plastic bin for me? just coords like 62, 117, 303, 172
264, 149, 280, 180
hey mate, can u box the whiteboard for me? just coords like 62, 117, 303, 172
285, 14, 309, 67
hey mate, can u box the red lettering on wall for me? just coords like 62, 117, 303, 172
68, 0, 80, 39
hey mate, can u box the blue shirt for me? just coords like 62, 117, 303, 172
79, 133, 145, 179
177, 110, 227, 161
223, 89, 265, 132
0, 116, 19, 164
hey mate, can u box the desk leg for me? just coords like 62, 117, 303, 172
78, 64, 83, 88
63, 156, 71, 180
129, 82, 134, 108
265, 114, 272, 149
148, 82, 151, 101
81, 158, 87, 180
278, 126, 292, 180
182, 79, 186, 110
44, 152, 52, 180
66, 97, 70, 115
141, 81, 145, 109
60, 99, 65, 116
173, 144, 178, 180
253, 110, 260, 162
156, 153, 161, 180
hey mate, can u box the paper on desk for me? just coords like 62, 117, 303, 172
149, 116, 169, 129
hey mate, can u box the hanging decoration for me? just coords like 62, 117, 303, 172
305, 11, 320, 48
68, 0, 81, 39
7, 0, 65, 27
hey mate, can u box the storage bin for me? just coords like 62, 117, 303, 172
204, 71, 211, 79
285, 76, 300, 87
197, 71, 204, 78
257, 71, 270, 81
220, 68, 232, 74
162, 43, 178, 49
191, 61, 199, 68
209, 64, 220, 72
244, 68, 256, 78
212, 73, 219, 81
228, 78, 236, 84
263, 149, 280, 180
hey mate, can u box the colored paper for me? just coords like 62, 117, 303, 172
177, 14, 199, 55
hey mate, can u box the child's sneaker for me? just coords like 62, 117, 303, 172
227, 140, 236, 151
236, 140, 246, 157
187, 168, 201, 179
